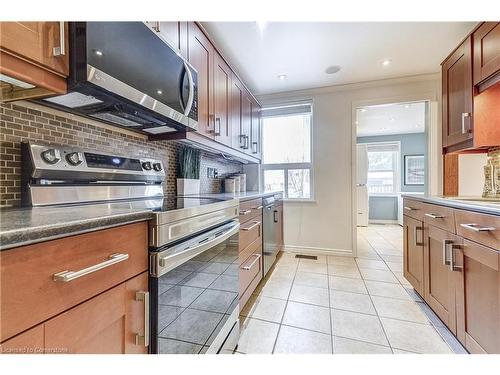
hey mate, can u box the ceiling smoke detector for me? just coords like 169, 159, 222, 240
325, 65, 341, 74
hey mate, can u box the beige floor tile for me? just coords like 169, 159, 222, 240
294, 271, 329, 289
329, 276, 367, 294
355, 249, 381, 260
330, 290, 376, 315
328, 264, 362, 278
360, 268, 399, 283
371, 296, 430, 323
381, 317, 452, 354
283, 301, 331, 334
327, 256, 356, 266
240, 295, 287, 323
355, 258, 389, 270
380, 255, 403, 263
331, 309, 388, 346
274, 326, 333, 354
333, 336, 392, 354
364, 280, 412, 300
374, 248, 401, 256
238, 317, 280, 354
289, 284, 330, 307
257, 279, 292, 300
392, 271, 413, 287
392, 349, 419, 354
386, 261, 403, 272
268, 267, 296, 280
297, 262, 328, 274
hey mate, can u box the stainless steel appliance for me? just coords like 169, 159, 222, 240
41, 22, 198, 136
263, 195, 280, 277
20, 142, 241, 354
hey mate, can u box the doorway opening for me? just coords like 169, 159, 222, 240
355, 100, 428, 256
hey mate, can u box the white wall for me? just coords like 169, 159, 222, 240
259, 74, 441, 255
458, 153, 488, 196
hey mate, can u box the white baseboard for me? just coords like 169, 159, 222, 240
369, 219, 398, 225
282, 245, 353, 257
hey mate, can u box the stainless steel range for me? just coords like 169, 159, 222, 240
21, 141, 240, 354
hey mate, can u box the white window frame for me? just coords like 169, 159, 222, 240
261, 102, 314, 201
364, 141, 401, 197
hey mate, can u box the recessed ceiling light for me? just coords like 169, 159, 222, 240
256, 21, 268, 32
382, 59, 392, 66
157, 90, 163, 95
278, 74, 287, 81
390, 117, 396, 122
358, 108, 366, 113
325, 65, 341, 75
404, 104, 410, 109
94, 49, 103, 56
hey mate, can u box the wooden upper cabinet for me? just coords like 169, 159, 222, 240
455, 240, 499, 354
403, 215, 424, 296
442, 36, 474, 152
231, 75, 244, 149
473, 22, 500, 86
0, 22, 69, 101
145, 21, 188, 58
250, 99, 262, 159
423, 224, 461, 333
188, 22, 214, 138
213, 52, 232, 146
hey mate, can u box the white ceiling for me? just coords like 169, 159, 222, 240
356, 101, 426, 137
201, 22, 476, 95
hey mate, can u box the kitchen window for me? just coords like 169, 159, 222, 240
261, 102, 313, 199
366, 142, 400, 195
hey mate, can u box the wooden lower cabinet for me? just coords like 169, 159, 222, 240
275, 203, 284, 251
0, 325, 44, 354
403, 215, 424, 296
455, 240, 500, 354
423, 224, 461, 333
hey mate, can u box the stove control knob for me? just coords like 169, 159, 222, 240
142, 161, 152, 170
66, 152, 84, 166
41, 148, 61, 164
153, 162, 162, 172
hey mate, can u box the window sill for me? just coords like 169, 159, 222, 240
282, 198, 317, 203
368, 194, 399, 198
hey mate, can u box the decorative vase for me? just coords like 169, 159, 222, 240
177, 178, 200, 196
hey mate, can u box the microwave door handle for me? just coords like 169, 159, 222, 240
183, 61, 194, 116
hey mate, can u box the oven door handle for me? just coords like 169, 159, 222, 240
154, 221, 240, 277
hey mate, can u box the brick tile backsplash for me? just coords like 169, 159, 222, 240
0, 102, 242, 207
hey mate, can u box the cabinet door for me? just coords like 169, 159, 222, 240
442, 36, 473, 150
455, 240, 499, 354
423, 224, 461, 333
0, 325, 44, 354
231, 76, 244, 149
44, 272, 149, 354
188, 22, 214, 138
145, 21, 188, 58
473, 22, 500, 85
403, 215, 424, 296
213, 52, 232, 146
241, 92, 252, 153
250, 99, 261, 159
0, 22, 69, 76
275, 204, 284, 250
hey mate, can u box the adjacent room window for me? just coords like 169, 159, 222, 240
366, 142, 400, 194
261, 102, 313, 199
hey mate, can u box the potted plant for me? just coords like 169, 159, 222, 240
176, 145, 201, 195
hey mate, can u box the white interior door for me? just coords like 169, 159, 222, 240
356, 144, 369, 227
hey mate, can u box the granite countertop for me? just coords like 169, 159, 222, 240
402, 194, 500, 216
188, 190, 283, 201
0, 201, 157, 251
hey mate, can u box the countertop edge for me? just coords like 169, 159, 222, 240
402, 194, 500, 216
0, 211, 153, 251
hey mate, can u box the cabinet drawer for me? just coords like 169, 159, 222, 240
0, 222, 148, 342
239, 198, 263, 223
422, 203, 456, 233
455, 210, 500, 250
239, 219, 262, 252
402, 198, 425, 221
239, 239, 262, 298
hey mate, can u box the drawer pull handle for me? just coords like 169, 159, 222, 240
242, 254, 262, 270
442, 240, 453, 266
460, 223, 495, 232
240, 210, 252, 216
252, 205, 263, 210
241, 221, 260, 231
425, 213, 444, 219
135, 291, 150, 347
53, 253, 129, 282
450, 244, 463, 272
404, 206, 416, 211
414, 226, 423, 247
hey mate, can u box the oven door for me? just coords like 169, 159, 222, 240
149, 220, 240, 354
